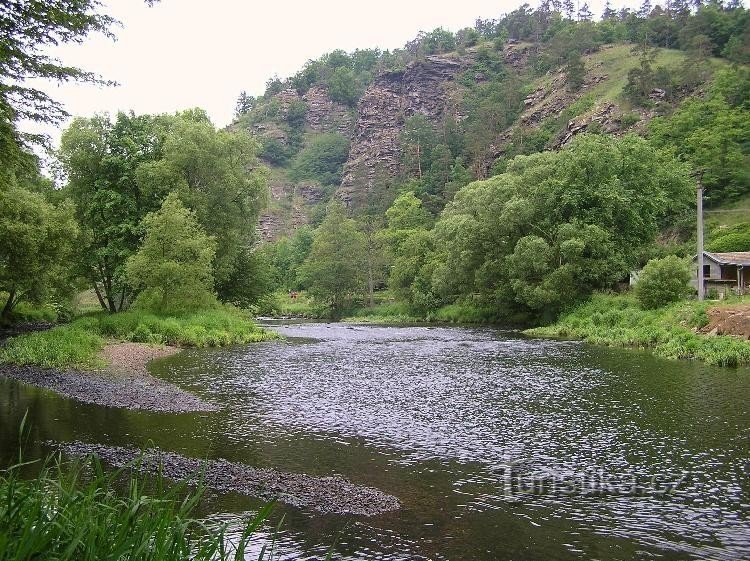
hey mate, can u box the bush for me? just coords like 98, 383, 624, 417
289, 133, 350, 186
635, 256, 691, 310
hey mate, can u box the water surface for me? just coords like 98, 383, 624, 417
1, 322, 748, 560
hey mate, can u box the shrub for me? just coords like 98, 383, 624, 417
289, 134, 350, 186
635, 256, 691, 310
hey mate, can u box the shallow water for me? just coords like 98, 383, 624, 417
1, 322, 749, 560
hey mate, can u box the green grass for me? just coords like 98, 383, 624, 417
0, 452, 273, 561
706, 193, 750, 228
0, 308, 276, 370
526, 293, 750, 367
344, 299, 502, 325
0, 327, 105, 369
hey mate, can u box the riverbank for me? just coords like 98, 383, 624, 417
526, 294, 750, 367
0, 341, 216, 412
0, 308, 276, 370
0, 307, 276, 411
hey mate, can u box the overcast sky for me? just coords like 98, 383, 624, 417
25, 0, 642, 147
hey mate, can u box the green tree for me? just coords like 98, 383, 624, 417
634, 256, 691, 309
299, 203, 366, 316
126, 194, 217, 314
429, 134, 692, 317
60, 112, 169, 312
135, 112, 269, 304
0, 185, 78, 321
289, 133, 350, 186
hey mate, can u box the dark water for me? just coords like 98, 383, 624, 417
1, 322, 749, 560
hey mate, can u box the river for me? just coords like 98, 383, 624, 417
1, 322, 749, 560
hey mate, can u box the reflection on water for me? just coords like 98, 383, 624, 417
1, 322, 748, 560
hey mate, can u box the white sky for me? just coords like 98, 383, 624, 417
24, 0, 642, 147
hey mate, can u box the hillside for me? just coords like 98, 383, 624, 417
231, 20, 741, 241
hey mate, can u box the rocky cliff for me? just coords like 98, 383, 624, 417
338, 54, 466, 204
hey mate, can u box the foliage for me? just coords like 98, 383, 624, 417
299, 203, 366, 315
707, 222, 750, 253
425, 134, 692, 318
0, 326, 104, 369
0, 452, 274, 561
649, 67, 750, 205
266, 226, 315, 291
634, 256, 691, 309
0, 0, 116, 158
127, 194, 217, 315
0, 184, 78, 320
528, 293, 750, 367
59, 112, 173, 312
289, 134, 350, 186
60, 110, 269, 310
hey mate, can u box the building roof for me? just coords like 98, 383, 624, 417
701, 251, 750, 266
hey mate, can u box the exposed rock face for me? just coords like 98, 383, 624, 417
338, 55, 466, 204
258, 177, 326, 241
302, 85, 354, 135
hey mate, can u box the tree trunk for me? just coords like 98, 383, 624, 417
93, 283, 107, 311
1, 289, 17, 321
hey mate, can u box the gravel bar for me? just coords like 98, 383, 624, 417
58, 441, 401, 516
0, 363, 216, 413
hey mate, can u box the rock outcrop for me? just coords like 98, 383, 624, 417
338, 55, 466, 205
302, 85, 354, 135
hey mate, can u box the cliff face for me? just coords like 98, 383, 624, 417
302, 85, 354, 135
338, 55, 466, 204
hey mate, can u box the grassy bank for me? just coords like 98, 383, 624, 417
0, 308, 275, 370
344, 300, 506, 325
526, 294, 750, 367
0, 452, 272, 560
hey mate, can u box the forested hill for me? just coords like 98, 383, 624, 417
229, 2, 749, 240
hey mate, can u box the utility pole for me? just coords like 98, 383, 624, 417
696, 171, 705, 301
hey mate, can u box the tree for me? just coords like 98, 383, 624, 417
634, 256, 690, 309
234, 91, 255, 118
566, 52, 586, 91
126, 194, 217, 314
299, 203, 366, 316
428, 135, 693, 317
0, 185, 78, 321
0, 0, 157, 159
59, 112, 171, 312
138, 112, 269, 303
289, 133, 350, 186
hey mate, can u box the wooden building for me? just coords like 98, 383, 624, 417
692, 251, 750, 297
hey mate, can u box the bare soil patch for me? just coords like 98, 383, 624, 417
700, 305, 750, 340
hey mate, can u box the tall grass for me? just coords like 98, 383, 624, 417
527, 293, 750, 367
0, 307, 276, 370
0, 327, 105, 369
0, 453, 273, 561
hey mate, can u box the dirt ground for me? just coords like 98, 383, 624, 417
700, 304, 750, 340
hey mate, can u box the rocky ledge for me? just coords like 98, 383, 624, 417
58, 442, 401, 516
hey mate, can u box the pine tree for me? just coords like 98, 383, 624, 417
563, 0, 575, 20
578, 2, 593, 21
602, 0, 617, 19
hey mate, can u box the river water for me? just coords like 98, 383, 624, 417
1, 322, 749, 560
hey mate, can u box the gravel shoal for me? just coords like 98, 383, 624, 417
59, 441, 401, 516
0, 342, 216, 413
